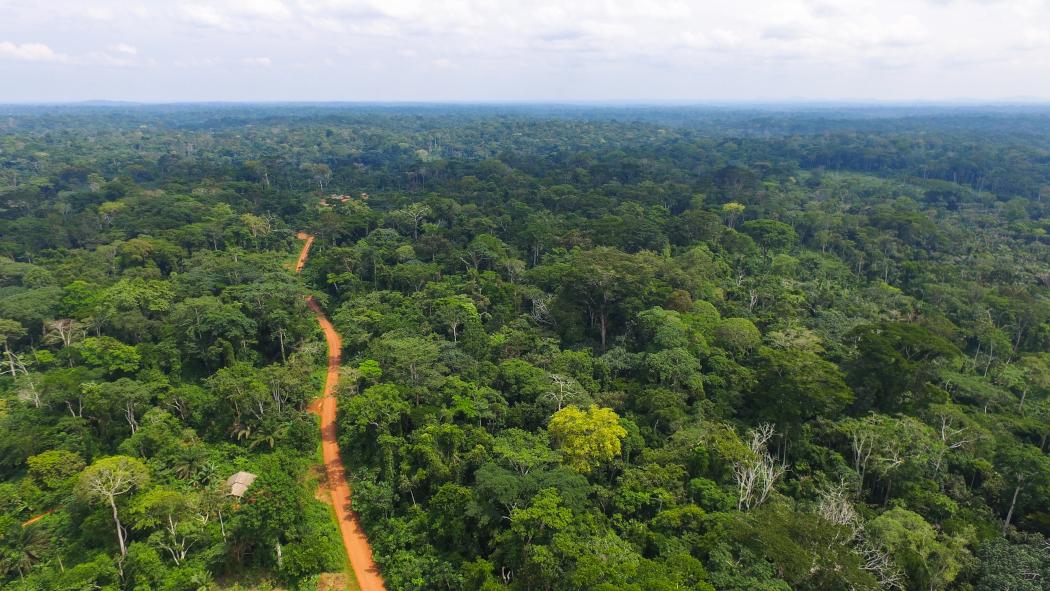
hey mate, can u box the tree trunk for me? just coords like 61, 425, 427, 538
4, 341, 15, 377
109, 495, 127, 557
1002, 479, 1023, 535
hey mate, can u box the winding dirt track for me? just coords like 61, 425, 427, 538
21, 509, 53, 527
295, 232, 386, 591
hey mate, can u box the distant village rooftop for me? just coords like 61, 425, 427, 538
225, 471, 257, 498
318, 193, 368, 207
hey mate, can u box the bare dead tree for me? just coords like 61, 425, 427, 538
16, 372, 42, 408
817, 482, 905, 590
931, 412, 978, 473
542, 374, 583, 412
529, 294, 555, 326
849, 421, 876, 492
734, 423, 785, 511
44, 318, 85, 348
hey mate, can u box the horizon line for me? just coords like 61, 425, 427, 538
3, 98, 1050, 108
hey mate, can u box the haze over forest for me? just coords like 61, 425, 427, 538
3, 2, 1050, 591
2, 0, 1050, 102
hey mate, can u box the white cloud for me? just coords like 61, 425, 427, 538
0, 41, 67, 62
82, 6, 119, 21
1015, 28, 1050, 50
227, 0, 289, 19
84, 50, 139, 67
76, 3, 149, 21
112, 43, 138, 55
0, 38, 138, 67
242, 56, 272, 67
1, 0, 1050, 100
178, 4, 236, 30
173, 57, 219, 68
176, 0, 292, 30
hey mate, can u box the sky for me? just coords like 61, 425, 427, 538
1, 0, 1049, 103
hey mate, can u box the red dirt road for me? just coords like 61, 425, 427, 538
295, 232, 315, 273
296, 233, 387, 591
21, 509, 53, 527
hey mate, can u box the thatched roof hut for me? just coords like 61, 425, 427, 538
225, 471, 257, 498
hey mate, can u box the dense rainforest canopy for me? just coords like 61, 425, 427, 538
2, 104, 1050, 591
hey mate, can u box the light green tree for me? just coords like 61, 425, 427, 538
548, 405, 627, 474
433, 295, 480, 343
492, 429, 560, 476
27, 450, 85, 489
867, 507, 971, 591
78, 456, 150, 557
130, 488, 199, 565
721, 202, 746, 229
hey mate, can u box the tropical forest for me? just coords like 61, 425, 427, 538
1, 104, 1050, 591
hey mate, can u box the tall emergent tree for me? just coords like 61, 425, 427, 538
77, 456, 150, 557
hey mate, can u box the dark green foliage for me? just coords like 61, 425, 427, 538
3, 104, 1050, 590
847, 322, 961, 412
973, 536, 1050, 591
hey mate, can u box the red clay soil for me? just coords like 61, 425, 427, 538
296, 233, 387, 591
294, 232, 315, 273
21, 509, 53, 527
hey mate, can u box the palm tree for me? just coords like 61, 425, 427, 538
1, 523, 49, 582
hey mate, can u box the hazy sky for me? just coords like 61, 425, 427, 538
1, 0, 1049, 102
